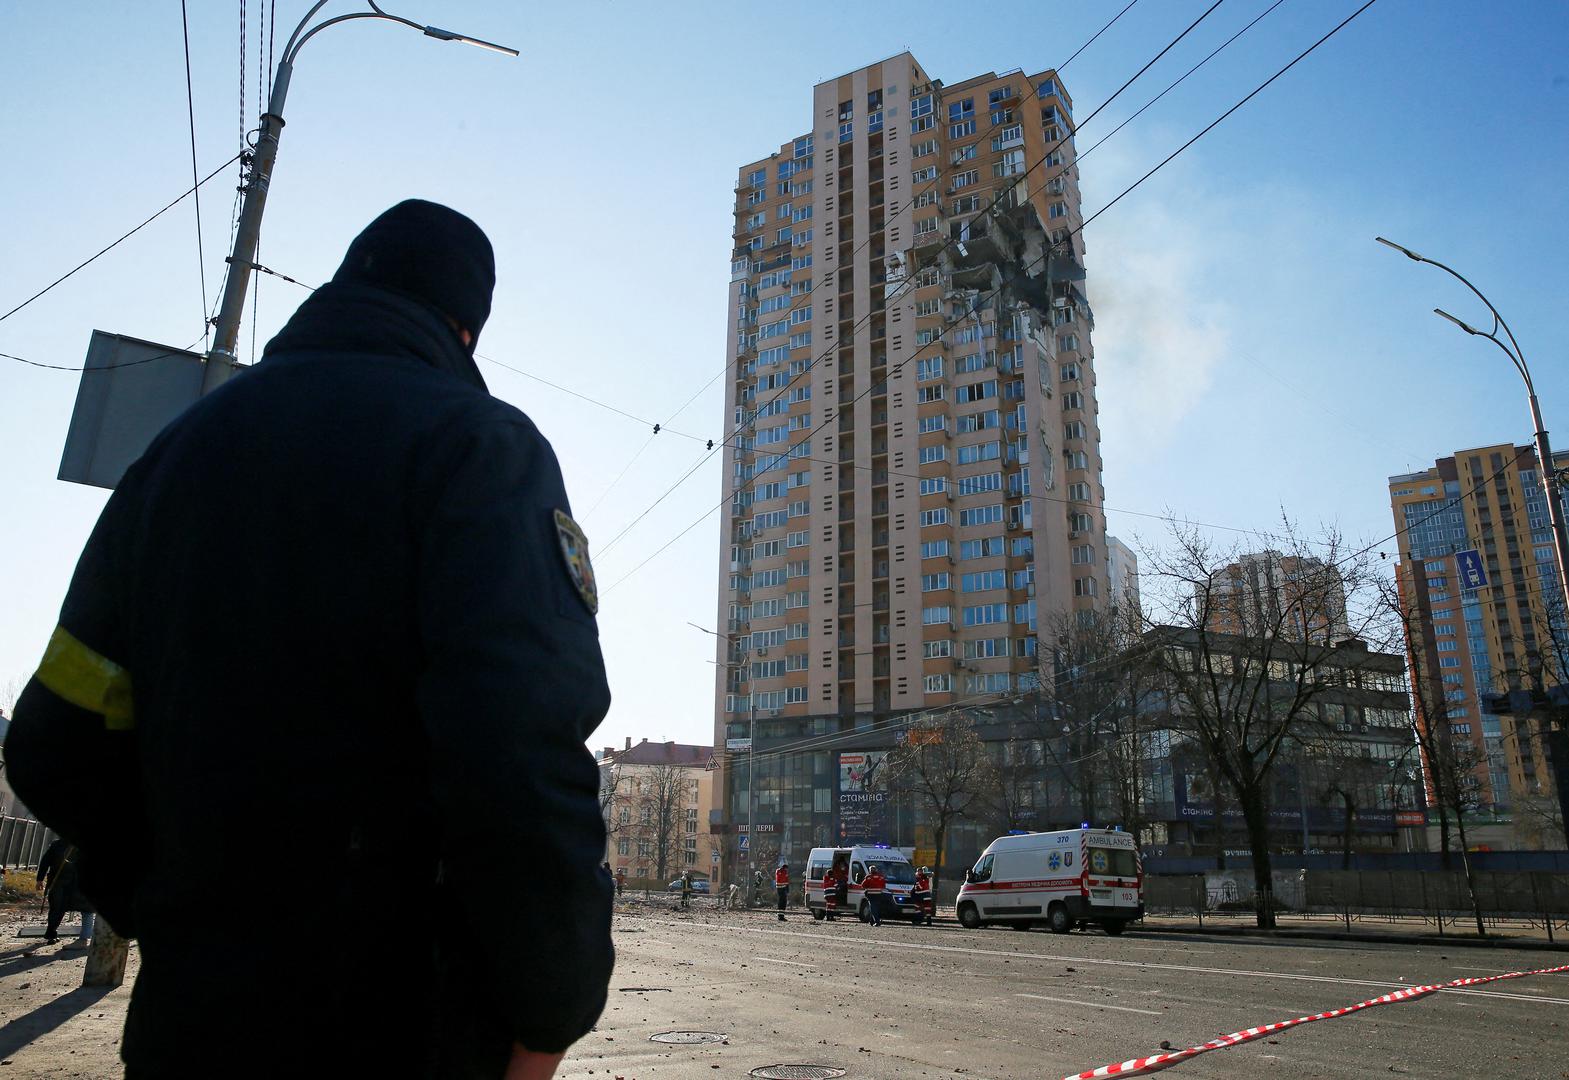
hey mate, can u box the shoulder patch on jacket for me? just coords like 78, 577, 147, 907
553, 509, 598, 616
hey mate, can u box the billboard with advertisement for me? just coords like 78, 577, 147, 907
837, 751, 889, 843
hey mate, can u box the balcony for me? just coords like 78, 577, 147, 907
991, 125, 1024, 151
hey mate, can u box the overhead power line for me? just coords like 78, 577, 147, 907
598, 4, 1230, 560
601, 0, 1382, 593
0, 152, 243, 328
180, 0, 212, 351
1075, 0, 1290, 167
2, 336, 208, 373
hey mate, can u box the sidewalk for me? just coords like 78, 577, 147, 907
636, 896, 1569, 952
1137, 911, 1569, 951
0, 908, 135, 1078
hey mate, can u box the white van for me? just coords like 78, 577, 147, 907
956, 828, 1143, 935
804, 845, 920, 923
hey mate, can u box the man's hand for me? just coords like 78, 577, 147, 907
504, 1046, 564, 1080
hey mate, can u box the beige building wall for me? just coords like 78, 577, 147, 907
599, 742, 718, 886
1389, 444, 1568, 848
713, 54, 1108, 846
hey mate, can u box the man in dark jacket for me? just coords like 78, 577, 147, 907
6, 200, 613, 1078
36, 838, 94, 947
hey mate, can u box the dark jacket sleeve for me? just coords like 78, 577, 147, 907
6, 493, 143, 935
414, 412, 614, 1054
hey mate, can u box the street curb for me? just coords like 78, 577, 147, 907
1133, 922, 1569, 952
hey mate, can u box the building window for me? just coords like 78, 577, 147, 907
922, 606, 951, 625
923, 673, 953, 693
923, 639, 952, 658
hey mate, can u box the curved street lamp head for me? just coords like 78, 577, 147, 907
287, 2, 519, 66
1375, 236, 1424, 262
422, 25, 520, 55
1434, 308, 1483, 336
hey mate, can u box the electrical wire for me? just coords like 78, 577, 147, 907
724, 426, 1503, 768
239, 0, 248, 151
1075, 0, 1289, 166
1057, 0, 1142, 73
0, 152, 243, 328
2, 336, 208, 373
179, 0, 211, 351
602, 0, 1381, 592
596, 1, 1231, 561
1078, 0, 1379, 236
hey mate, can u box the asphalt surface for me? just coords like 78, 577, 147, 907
574, 905, 1569, 1079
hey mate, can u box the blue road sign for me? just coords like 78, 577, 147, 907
1455, 549, 1488, 590
738, 833, 750, 851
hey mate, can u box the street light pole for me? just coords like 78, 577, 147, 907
1375, 237, 1569, 622
1380, 236, 1569, 846
203, 1, 517, 390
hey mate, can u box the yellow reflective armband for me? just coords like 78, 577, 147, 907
35, 624, 135, 730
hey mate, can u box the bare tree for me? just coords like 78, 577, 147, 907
1376, 567, 1488, 934
633, 763, 691, 884
599, 758, 631, 848
1142, 521, 1382, 928
885, 710, 993, 894
979, 723, 1041, 835
1031, 610, 1136, 827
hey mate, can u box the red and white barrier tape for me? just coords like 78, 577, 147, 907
1064, 962, 1569, 1079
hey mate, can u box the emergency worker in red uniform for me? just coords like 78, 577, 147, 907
862, 864, 887, 926
912, 866, 934, 926
821, 866, 839, 920
774, 862, 790, 921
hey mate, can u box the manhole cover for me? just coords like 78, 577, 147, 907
749, 1067, 847, 1079
651, 1031, 728, 1044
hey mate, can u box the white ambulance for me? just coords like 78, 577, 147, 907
955, 828, 1143, 935
803, 844, 921, 923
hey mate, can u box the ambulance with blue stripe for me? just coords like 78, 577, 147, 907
956, 827, 1143, 935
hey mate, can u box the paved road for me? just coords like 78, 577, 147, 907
571, 906, 1569, 1079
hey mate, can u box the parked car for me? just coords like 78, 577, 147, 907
667, 876, 711, 893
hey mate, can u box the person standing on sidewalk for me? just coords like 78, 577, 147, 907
36, 838, 94, 949
862, 864, 888, 926
774, 862, 790, 921
6, 200, 614, 1080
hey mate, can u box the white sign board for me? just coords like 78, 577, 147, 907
58, 331, 218, 489
726, 738, 752, 751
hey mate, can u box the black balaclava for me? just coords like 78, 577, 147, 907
330, 199, 495, 352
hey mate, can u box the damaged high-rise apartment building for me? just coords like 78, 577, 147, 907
711, 54, 1106, 881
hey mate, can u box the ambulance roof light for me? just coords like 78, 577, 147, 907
1081, 822, 1091, 829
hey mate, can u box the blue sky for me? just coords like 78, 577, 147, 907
3, 1, 1567, 751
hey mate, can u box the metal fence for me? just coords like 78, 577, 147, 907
1145, 869, 1569, 937
0, 816, 51, 869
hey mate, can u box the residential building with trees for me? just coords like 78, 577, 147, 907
597, 739, 717, 887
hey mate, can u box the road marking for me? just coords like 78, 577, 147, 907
1017, 992, 1161, 1016
652, 919, 1569, 1007
753, 956, 816, 968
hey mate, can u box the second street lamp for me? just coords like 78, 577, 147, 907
1375, 236, 1569, 625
